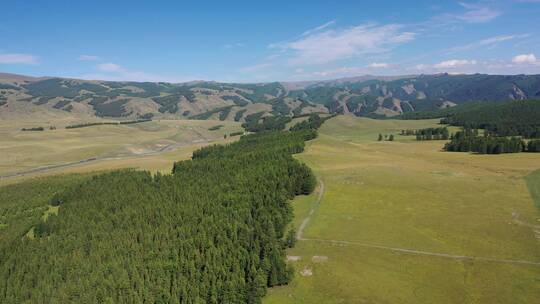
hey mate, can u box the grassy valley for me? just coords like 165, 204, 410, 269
4, 1, 540, 302
1, 78, 540, 303
265, 116, 540, 303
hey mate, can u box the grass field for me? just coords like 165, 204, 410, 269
265, 116, 540, 304
0, 117, 242, 182
526, 169, 540, 211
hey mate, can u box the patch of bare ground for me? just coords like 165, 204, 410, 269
286, 255, 301, 262
311, 255, 328, 263
300, 267, 313, 277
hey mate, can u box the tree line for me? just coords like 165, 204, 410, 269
438, 100, 540, 138
242, 115, 292, 132
289, 114, 336, 132
527, 139, 540, 152
229, 131, 245, 137
398, 100, 540, 153
0, 115, 328, 303
241, 113, 336, 133
443, 128, 540, 154
21, 126, 45, 131
377, 134, 394, 141
208, 125, 223, 131
65, 119, 151, 129
400, 127, 450, 140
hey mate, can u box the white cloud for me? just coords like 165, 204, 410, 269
301, 20, 336, 36
434, 59, 477, 68
456, 2, 501, 23
430, 2, 501, 26
270, 23, 415, 65
83, 62, 191, 82
292, 66, 369, 79
97, 62, 124, 72
512, 53, 537, 64
410, 57, 540, 75
0, 53, 39, 64
411, 60, 478, 73
223, 43, 245, 49
240, 63, 272, 73
448, 35, 521, 53
415, 64, 430, 70
367, 62, 390, 68
78, 55, 101, 61
79, 71, 191, 83
87, 57, 188, 82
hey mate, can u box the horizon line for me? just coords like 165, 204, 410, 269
1, 71, 540, 85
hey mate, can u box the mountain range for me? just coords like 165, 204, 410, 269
1, 72, 540, 121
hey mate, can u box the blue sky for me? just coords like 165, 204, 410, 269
1, 0, 539, 82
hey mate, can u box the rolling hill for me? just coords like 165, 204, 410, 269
1, 72, 540, 120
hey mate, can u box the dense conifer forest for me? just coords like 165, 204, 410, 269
242, 115, 292, 132
398, 100, 540, 154
0, 115, 328, 303
398, 101, 503, 120
527, 139, 540, 152
289, 114, 336, 132
439, 100, 540, 138
400, 100, 540, 138
443, 128, 538, 154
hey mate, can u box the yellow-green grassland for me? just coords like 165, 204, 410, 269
0, 117, 242, 184
265, 115, 540, 304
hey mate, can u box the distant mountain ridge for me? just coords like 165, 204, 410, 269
1, 72, 539, 121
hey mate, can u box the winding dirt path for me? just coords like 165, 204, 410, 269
302, 238, 540, 266
296, 179, 540, 267
512, 212, 540, 230
296, 179, 325, 240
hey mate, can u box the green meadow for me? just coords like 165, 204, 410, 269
265, 116, 540, 304
526, 169, 540, 211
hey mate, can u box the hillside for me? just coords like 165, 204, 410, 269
289, 73, 540, 116
0, 73, 327, 122
1, 73, 540, 120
